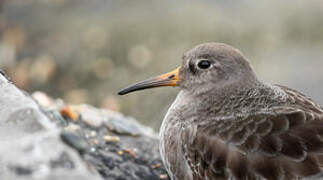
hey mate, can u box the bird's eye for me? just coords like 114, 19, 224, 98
197, 60, 211, 69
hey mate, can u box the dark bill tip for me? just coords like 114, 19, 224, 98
118, 91, 126, 95
118, 83, 149, 95
118, 90, 127, 95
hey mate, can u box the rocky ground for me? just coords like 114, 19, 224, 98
0, 71, 169, 180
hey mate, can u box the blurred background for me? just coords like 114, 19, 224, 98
1, 0, 323, 130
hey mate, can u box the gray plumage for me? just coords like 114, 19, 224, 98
119, 42, 323, 180
159, 43, 323, 180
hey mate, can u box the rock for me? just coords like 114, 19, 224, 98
0, 73, 103, 180
58, 104, 169, 180
78, 104, 155, 136
0, 75, 53, 142
32, 91, 56, 108
103, 135, 120, 143
60, 131, 89, 154
0, 72, 169, 180
0, 131, 102, 180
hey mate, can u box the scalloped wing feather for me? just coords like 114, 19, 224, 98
182, 92, 323, 179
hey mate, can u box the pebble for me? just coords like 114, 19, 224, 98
159, 174, 168, 179
79, 105, 104, 128
93, 139, 99, 145
151, 163, 161, 169
104, 117, 142, 136
103, 135, 120, 143
46, 110, 68, 127
64, 124, 80, 133
60, 131, 88, 153
124, 149, 137, 158
60, 106, 79, 122
117, 150, 123, 156
32, 91, 55, 108
90, 131, 97, 137
90, 147, 96, 153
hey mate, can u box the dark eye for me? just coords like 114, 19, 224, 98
197, 60, 211, 69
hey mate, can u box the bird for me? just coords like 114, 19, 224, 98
118, 42, 323, 180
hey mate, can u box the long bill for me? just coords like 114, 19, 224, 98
118, 67, 180, 95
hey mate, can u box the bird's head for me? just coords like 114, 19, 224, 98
118, 42, 258, 96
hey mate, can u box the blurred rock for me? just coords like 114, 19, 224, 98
0, 131, 102, 180
0, 72, 52, 140
0, 72, 102, 180
0, 72, 169, 180
32, 91, 55, 108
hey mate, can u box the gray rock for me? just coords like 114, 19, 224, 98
79, 104, 155, 136
0, 76, 53, 143
0, 72, 169, 180
0, 73, 103, 180
60, 131, 89, 153
63, 104, 169, 180
0, 131, 102, 180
